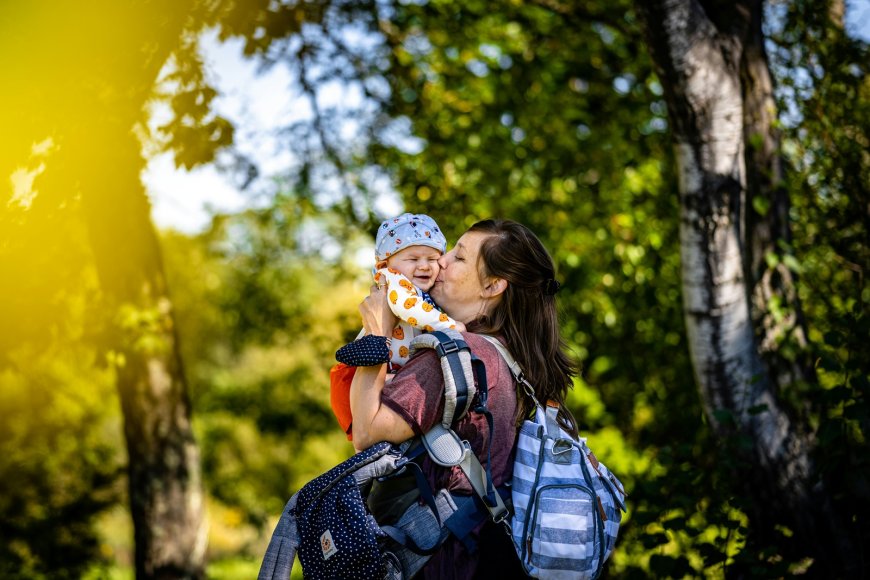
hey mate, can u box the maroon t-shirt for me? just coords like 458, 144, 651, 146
381, 332, 519, 578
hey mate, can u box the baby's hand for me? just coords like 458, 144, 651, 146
454, 321, 467, 332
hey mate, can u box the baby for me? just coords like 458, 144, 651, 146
330, 212, 459, 439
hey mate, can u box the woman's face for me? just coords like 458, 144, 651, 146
430, 230, 493, 323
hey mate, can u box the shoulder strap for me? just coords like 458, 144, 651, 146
479, 335, 543, 409
409, 329, 477, 427
482, 336, 568, 439
421, 424, 508, 525
478, 335, 522, 381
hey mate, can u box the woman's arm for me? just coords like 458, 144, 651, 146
349, 366, 414, 451
349, 285, 415, 451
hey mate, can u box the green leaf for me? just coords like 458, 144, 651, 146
753, 195, 771, 216
662, 516, 688, 531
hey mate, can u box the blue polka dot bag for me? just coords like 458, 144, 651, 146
295, 442, 401, 579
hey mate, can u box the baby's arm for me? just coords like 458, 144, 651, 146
378, 268, 460, 332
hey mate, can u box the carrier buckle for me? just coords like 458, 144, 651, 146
435, 339, 461, 356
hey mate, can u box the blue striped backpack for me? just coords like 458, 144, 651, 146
481, 336, 628, 579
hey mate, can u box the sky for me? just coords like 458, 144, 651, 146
144, 4, 870, 234
143, 30, 301, 233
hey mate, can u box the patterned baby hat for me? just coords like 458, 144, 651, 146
375, 213, 447, 262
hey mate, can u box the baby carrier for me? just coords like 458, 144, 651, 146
258, 330, 509, 580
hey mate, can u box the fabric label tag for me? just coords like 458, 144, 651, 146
320, 529, 338, 560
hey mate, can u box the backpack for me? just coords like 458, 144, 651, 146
480, 335, 628, 579
258, 329, 509, 580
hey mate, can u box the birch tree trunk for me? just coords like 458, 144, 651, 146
636, 0, 856, 572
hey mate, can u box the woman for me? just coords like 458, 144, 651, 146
350, 219, 579, 579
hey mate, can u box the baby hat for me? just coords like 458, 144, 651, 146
375, 213, 447, 262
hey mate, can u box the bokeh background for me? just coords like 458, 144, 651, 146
1, 1, 868, 578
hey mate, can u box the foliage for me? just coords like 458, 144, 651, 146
0, 350, 120, 579
0, 277, 122, 577
0, 171, 124, 577
770, 0, 870, 555
159, 199, 368, 554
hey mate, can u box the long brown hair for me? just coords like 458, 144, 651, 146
467, 219, 580, 436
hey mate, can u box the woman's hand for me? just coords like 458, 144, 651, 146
359, 284, 398, 337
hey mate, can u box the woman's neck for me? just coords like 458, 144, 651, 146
465, 317, 496, 335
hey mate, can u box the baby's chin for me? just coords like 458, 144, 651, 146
412, 276, 435, 292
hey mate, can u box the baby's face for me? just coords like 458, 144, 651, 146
386, 245, 442, 291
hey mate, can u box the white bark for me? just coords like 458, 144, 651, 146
640, 1, 856, 569
663, 1, 806, 474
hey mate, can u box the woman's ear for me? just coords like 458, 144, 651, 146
483, 278, 508, 298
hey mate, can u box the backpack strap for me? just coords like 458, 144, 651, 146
410, 329, 477, 427
479, 335, 523, 381
479, 335, 545, 411
482, 336, 567, 441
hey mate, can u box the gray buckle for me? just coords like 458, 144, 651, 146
422, 425, 467, 467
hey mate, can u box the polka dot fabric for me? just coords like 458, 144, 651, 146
295, 442, 394, 579
335, 334, 391, 367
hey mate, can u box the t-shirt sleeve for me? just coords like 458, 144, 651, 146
379, 349, 445, 436
378, 268, 458, 331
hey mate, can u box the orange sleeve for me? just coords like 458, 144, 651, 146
329, 363, 357, 441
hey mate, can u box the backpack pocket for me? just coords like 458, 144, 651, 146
522, 483, 604, 577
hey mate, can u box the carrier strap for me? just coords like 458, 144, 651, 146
410, 330, 477, 427
380, 524, 443, 555
458, 438, 507, 521
444, 487, 512, 551
397, 443, 444, 526
410, 331, 509, 535
419, 336, 507, 524
470, 356, 499, 508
